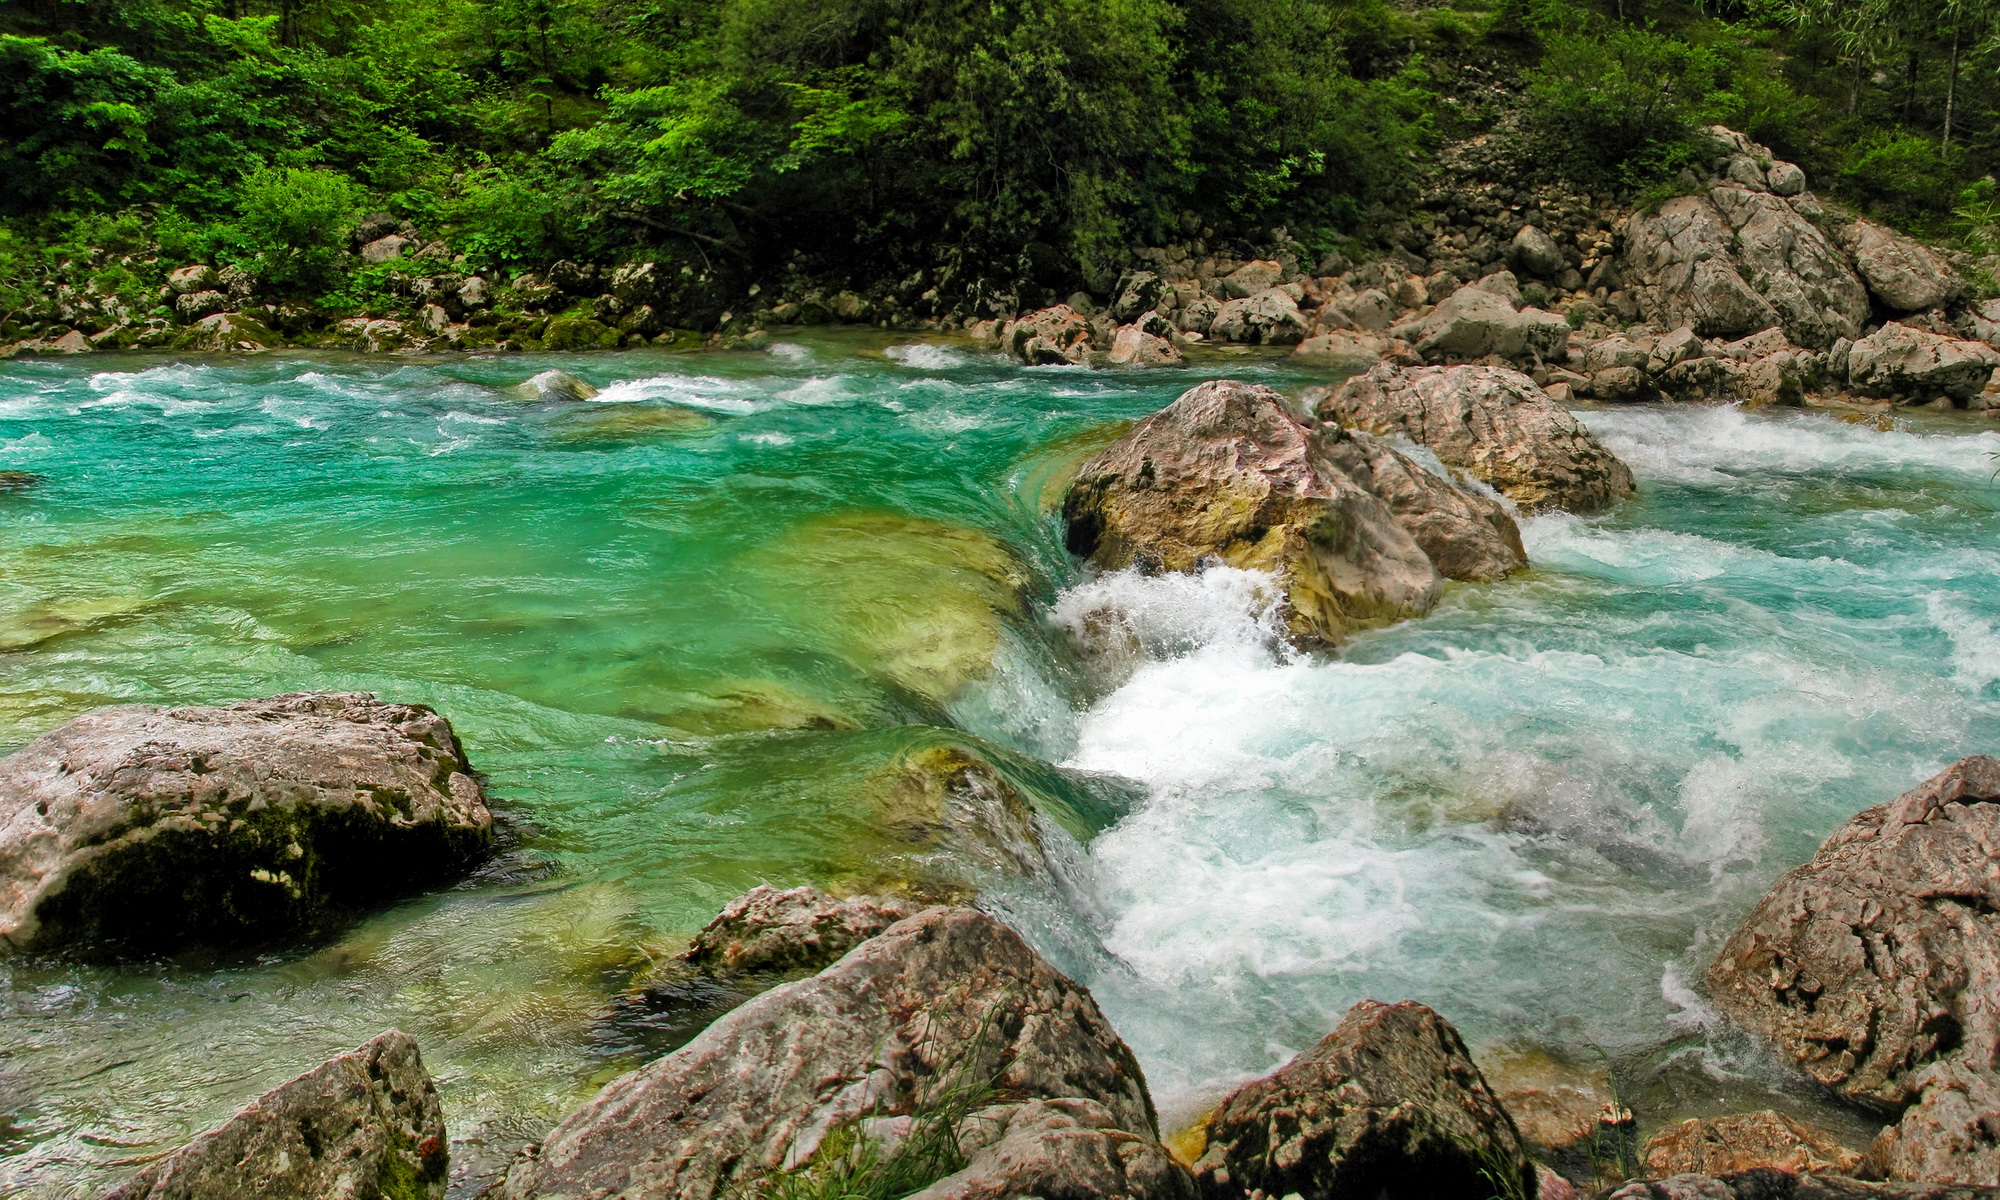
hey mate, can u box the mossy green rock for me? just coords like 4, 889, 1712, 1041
0, 691, 493, 959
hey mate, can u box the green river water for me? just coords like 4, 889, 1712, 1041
4, 332, 2000, 1195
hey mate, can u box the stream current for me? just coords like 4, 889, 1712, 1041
4, 332, 2000, 1194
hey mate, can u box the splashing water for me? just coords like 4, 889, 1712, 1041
3, 336, 1998, 1192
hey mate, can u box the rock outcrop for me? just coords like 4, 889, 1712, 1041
1189, 999, 1535, 1200
1843, 323, 2000, 404
1062, 379, 1517, 645
490, 906, 1175, 1200
103, 1030, 447, 1200
1641, 1112, 1864, 1177
908, 1098, 1197, 1200
1604, 1170, 2000, 1199
1310, 363, 1635, 514
1867, 1059, 2000, 1186
0, 692, 493, 957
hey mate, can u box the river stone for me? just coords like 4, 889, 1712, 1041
686, 884, 917, 975
1309, 363, 1636, 513
1867, 1060, 2000, 1185
1221, 258, 1283, 299
1112, 271, 1166, 323
1844, 323, 2000, 403
1602, 1171, 2000, 1198
1840, 220, 1964, 313
0, 692, 493, 957
1061, 379, 1442, 646
1707, 757, 2000, 1109
1106, 324, 1184, 366
102, 1030, 447, 1200
1405, 285, 1569, 365
1189, 999, 1535, 1200
1642, 1112, 1864, 1177
1002, 305, 1096, 364
489, 907, 1159, 1200
1315, 426, 1526, 582
908, 1098, 1196, 1200
1209, 288, 1309, 345
513, 369, 599, 403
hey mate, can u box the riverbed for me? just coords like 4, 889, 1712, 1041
4, 334, 1999, 1195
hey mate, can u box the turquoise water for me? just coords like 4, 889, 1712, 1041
3, 336, 1998, 1193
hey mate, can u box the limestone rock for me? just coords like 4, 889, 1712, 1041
1845, 323, 1999, 403
1602, 1171, 2000, 1199
174, 290, 228, 320
513, 369, 600, 403
685, 885, 918, 975
1189, 1000, 1535, 1200
1710, 187, 1869, 349
1315, 427, 1526, 583
334, 317, 412, 354
181, 312, 282, 352
1291, 330, 1387, 375
45, 330, 94, 354
1112, 271, 1167, 323
1061, 379, 1442, 646
164, 265, 215, 295
359, 235, 410, 264
1707, 757, 2000, 1108
490, 907, 1159, 1200
1209, 288, 1309, 345
909, 1098, 1196, 1200
1642, 1112, 1863, 1177
1221, 259, 1283, 299
1840, 220, 1964, 313
1406, 286, 1569, 365
1002, 305, 1096, 364
1106, 325, 1184, 366
1308, 363, 1636, 514
0, 693, 493, 957
1511, 225, 1566, 279
1868, 1060, 2000, 1186
101, 1030, 447, 1200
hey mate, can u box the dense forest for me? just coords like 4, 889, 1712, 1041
3, 0, 1998, 333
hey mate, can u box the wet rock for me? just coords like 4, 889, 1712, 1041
1189, 1000, 1534, 1200
1844, 323, 1999, 404
1840, 220, 1964, 313
1061, 379, 1442, 646
1602, 1169, 2000, 1198
1707, 757, 2000, 1109
909, 1098, 1196, 1200
490, 907, 1161, 1200
1308, 363, 1636, 513
1656, 354, 1751, 403
513, 369, 600, 403
1002, 304, 1096, 364
548, 404, 712, 444
1105, 325, 1184, 366
0, 471, 44, 491
1511, 225, 1566, 279
1315, 426, 1526, 582
1404, 284, 1569, 365
1209, 288, 1309, 345
103, 1030, 446, 1200
685, 885, 917, 976
1483, 1048, 1637, 1184
1867, 1060, 2000, 1185
0, 692, 493, 957
1642, 1112, 1864, 1177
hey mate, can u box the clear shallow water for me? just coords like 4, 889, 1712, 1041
3, 338, 1999, 1193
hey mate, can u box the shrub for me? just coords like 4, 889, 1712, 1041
234, 166, 364, 291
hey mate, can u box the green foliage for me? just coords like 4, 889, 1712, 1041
1837, 131, 1959, 227
235, 166, 364, 289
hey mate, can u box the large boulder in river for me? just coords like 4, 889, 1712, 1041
1061, 380, 1444, 646
1706, 757, 2000, 1110
685, 884, 917, 975
513, 368, 599, 403
1641, 1111, 1864, 1177
1309, 363, 1636, 514
490, 906, 1176, 1200
1867, 1059, 2000, 1185
1843, 322, 1999, 404
1840, 219, 1964, 313
1315, 425, 1526, 582
103, 1030, 447, 1200
1189, 999, 1535, 1200
0, 692, 493, 957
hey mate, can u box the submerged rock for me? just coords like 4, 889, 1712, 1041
513, 369, 600, 403
1189, 999, 1535, 1200
103, 1030, 447, 1200
1707, 757, 2000, 1110
547, 403, 712, 443
1642, 1111, 1864, 1177
490, 907, 1166, 1200
1481, 1044, 1637, 1185
0, 692, 493, 957
0, 471, 44, 492
1310, 363, 1636, 514
1061, 379, 1442, 646
684, 884, 918, 975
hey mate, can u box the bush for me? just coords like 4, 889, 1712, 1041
235, 166, 363, 291
1837, 131, 1958, 229
1520, 23, 1726, 187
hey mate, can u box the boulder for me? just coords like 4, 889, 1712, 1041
1209, 288, 1309, 345
358, 235, 411, 265
1292, 330, 1387, 375
1656, 354, 1751, 404
1315, 427, 1526, 583
1963, 299, 2000, 349
103, 1031, 446, 1200
1650, 326, 1705, 373
513, 369, 599, 403
684, 885, 918, 977
1106, 325, 1184, 367
1510, 225, 1566, 279
907, 1097, 1196, 1200
174, 290, 228, 320
334, 317, 411, 354
1868, 1060, 2000, 1186
1176, 295, 1221, 336
1711, 187, 1870, 349
1221, 259, 1283, 299
1707, 757, 2000, 1109
458, 276, 489, 307
1405, 285, 1569, 365
164, 265, 216, 295
1602, 1170, 2000, 1199
1840, 220, 1964, 313
0, 471, 44, 491
609, 261, 662, 305
0, 692, 493, 957
1112, 271, 1166, 323
1642, 1112, 1864, 1177
1061, 379, 1443, 646
1189, 1000, 1535, 1200
1845, 323, 1999, 404
1308, 363, 1637, 514
490, 907, 1170, 1200
44, 330, 93, 354
1483, 1049, 1637, 1183
180, 311, 283, 353
1002, 304, 1096, 364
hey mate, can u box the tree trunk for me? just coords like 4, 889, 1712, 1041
1944, 29, 1961, 151
1901, 49, 1918, 125
1850, 52, 1863, 116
